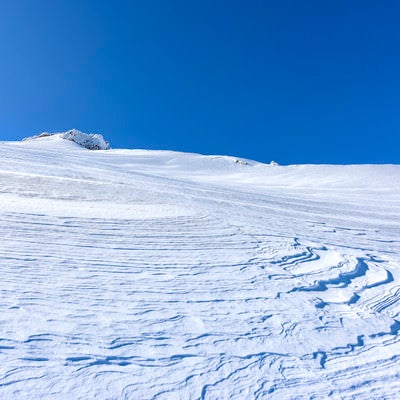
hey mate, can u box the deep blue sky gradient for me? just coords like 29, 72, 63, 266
1, 0, 399, 164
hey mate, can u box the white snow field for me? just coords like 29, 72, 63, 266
1, 133, 400, 399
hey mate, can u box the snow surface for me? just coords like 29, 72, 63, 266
1, 134, 400, 399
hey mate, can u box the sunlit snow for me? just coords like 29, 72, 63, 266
1, 132, 399, 399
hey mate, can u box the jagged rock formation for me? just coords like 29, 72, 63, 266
23, 129, 110, 150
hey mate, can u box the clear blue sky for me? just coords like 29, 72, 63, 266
1, 1, 399, 164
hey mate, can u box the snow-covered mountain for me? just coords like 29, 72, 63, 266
1, 132, 400, 399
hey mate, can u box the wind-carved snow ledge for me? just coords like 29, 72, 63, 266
23, 129, 110, 150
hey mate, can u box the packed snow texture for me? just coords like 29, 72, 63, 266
1, 133, 400, 399
23, 129, 110, 150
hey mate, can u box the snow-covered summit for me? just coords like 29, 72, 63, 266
23, 129, 110, 150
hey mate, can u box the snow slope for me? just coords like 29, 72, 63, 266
1, 133, 400, 399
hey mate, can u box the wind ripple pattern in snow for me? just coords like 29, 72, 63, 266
0, 138, 400, 399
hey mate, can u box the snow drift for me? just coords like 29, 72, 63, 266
0, 133, 399, 399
